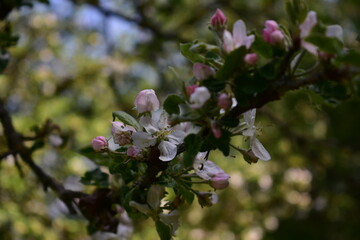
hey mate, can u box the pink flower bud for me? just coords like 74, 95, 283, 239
211, 121, 222, 139
134, 89, 160, 113
217, 93, 232, 110
262, 20, 284, 45
244, 53, 258, 65
193, 63, 215, 81
210, 172, 230, 189
92, 136, 108, 152
185, 84, 199, 96
127, 145, 141, 157
111, 121, 136, 145
211, 9, 227, 29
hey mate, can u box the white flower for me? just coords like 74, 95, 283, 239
190, 86, 211, 109
193, 152, 224, 180
223, 20, 255, 53
242, 109, 271, 161
326, 25, 343, 42
299, 11, 318, 55
131, 110, 186, 161
134, 89, 160, 113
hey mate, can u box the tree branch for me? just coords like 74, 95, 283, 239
0, 98, 88, 214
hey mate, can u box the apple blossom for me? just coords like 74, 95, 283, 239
111, 121, 136, 145
193, 62, 216, 81
91, 136, 108, 152
185, 84, 199, 96
299, 11, 318, 55
223, 19, 255, 53
262, 20, 284, 45
134, 89, 160, 113
242, 109, 271, 161
132, 110, 186, 161
189, 86, 211, 109
126, 145, 141, 157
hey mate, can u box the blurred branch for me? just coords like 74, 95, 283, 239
228, 66, 358, 118
0, 98, 88, 214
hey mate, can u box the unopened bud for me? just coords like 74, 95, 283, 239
92, 136, 108, 152
210, 9, 227, 30
263, 20, 284, 45
217, 93, 232, 110
193, 62, 215, 81
211, 121, 222, 139
185, 84, 199, 96
127, 145, 141, 157
244, 53, 258, 65
134, 89, 160, 113
210, 172, 230, 189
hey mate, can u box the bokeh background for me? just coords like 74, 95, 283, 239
0, 0, 360, 239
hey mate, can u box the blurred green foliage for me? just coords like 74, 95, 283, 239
0, 0, 359, 239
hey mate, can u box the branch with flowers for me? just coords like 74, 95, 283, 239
83, 2, 359, 239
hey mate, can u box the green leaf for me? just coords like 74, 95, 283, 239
216, 47, 247, 81
112, 111, 141, 131
80, 168, 109, 187
202, 77, 226, 92
163, 95, 185, 115
285, 0, 308, 24
252, 34, 273, 58
156, 220, 173, 240
337, 50, 360, 67
180, 42, 205, 63
306, 34, 343, 54
201, 129, 231, 156
177, 184, 195, 205
78, 146, 110, 166
183, 134, 202, 167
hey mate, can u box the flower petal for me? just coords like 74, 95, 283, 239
300, 11, 317, 38
132, 132, 156, 148
243, 108, 256, 127
223, 30, 234, 53
326, 25, 343, 42
233, 20, 247, 47
251, 137, 271, 161
158, 141, 178, 161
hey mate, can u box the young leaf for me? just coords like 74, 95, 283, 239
80, 168, 109, 187
180, 42, 205, 63
112, 111, 141, 131
216, 47, 247, 81
163, 95, 185, 115
306, 34, 343, 54
252, 34, 273, 58
155, 219, 173, 240
337, 50, 360, 67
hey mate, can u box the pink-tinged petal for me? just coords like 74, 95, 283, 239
193, 62, 215, 81
217, 93, 232, 110
190, 86, 211, 109
302, 40, 318, 55
158, 141, 178, 161
233, 20, 247, 47
134, 89, 160, 113
127, 145, 141, 157
223, 30, 234, 53
210, 172, 230, 189
211, 121, 222, 139
300, 11, 317, 39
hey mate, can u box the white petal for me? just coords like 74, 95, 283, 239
251, 137, 271, 161
243, 108, 256, 127
158, 141, 177, 161
139, 116, 158, 134
190, 87, 211, 109
326, 25, 343, 42
167, 130, 186, 144
223, 30, 234, 53
147, 184, 164, 210
300, 11, 317, 38
245, 35, 255, 49
302, 40, 318, 55
233, 20, 247, 47
132, 132, 156, 148
194, 160, 224, 180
